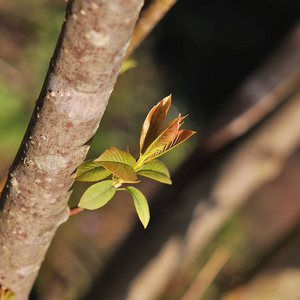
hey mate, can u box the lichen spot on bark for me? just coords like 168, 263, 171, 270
87, 30, 110, 47
50, 91, 56, 97
91, 2, 99, 10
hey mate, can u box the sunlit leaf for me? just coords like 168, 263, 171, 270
148, 129, 196, 160
74, 159, 111, 182
119, 58, 137, 74
94, 146, 137, 181
140, 95, 171, 154
143, 114, 185, 158
126, 186, 150, 228
78, 180, 116, 210
4, 291, 15, 300
136, 159, 172, 184
1, 290, 15, 300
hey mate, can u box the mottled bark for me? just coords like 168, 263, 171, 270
0, 0, 144, 299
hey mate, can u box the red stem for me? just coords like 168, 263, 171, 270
69, 206, 84, 216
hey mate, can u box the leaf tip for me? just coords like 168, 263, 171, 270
142, 220, 149, 229
126, 186, 150, 229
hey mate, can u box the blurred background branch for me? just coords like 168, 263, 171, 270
125, 0, 178, 58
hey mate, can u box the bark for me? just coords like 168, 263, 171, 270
0, 0, 144, 299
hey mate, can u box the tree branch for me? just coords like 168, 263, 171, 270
204, 22, 300, 153
125, 0, 177, 58
0, 1, 144, 299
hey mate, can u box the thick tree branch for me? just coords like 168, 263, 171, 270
0, 0, 144, 299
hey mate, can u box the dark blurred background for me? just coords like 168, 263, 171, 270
154, 0, 300, 120
1, 0, 300, 299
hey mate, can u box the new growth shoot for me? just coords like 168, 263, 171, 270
73, 95, 195, 228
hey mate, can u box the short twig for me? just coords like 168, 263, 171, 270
69, 206, 84, 216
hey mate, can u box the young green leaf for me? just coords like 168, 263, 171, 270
136, 159, 172, 184
4, 291, 15, 300
78, 180, 116, 210
74, 159, 111, 182
94, 146, 137, 181
140, 95, 171, 154
0, 290, 15, 300
119, 58, 137, 74
126, 186, 150, 228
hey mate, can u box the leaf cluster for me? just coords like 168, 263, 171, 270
74, 95, 195, 228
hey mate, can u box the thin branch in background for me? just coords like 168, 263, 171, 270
125, 0, 177, 58
0, 58, 27, 86
202, 22, 300, 155
203, 66, 300, 154
178, 90, 300, 279
182, 246, 231, 300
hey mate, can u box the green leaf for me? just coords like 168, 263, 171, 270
4, 291, 15, 300
119, 58, 137, 74
0, 290, 15, 300
140, 95, 172, 154
94, 146, 137, 181
74, 159, 111, 182
126, 186, 150, 228
78, 180, 116, 210
136, 159, 172, 184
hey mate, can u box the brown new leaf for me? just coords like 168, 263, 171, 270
148, 129, 196, 160
145, 114, 186, 155
140, 95, 172, 154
